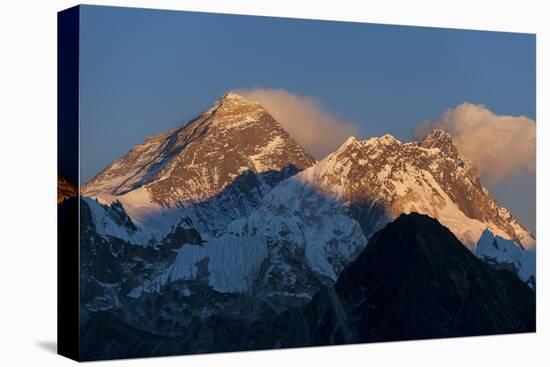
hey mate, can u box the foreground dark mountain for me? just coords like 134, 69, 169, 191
277, 213, 535, 346
80, 213, 535, 360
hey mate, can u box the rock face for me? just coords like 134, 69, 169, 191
288, 130, 534, 250
79, 198, 182, 323
79, 214, 535, 361
58, 173, 77, 204
82, 92, 315, 237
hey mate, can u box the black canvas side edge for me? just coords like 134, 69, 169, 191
57, 5, 80, 362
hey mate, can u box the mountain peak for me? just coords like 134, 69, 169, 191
377, 134, 401, 145
202, 91, 261, 116
82, 91, 315, 235
288, 128, 533, 250
359, 134, 402, 148
418, 129, 457, 153
224, 91, 245, 98
336, 134, 401, 156
335, 136, 360, 152
217, 91, 260, 108
222, 91, 254, 103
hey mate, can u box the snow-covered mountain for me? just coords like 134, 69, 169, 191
476, 229, 535, 287
79, 92, 318, 325
232, 130, 535, 287
78, 93, 535, 340
282, 130, 534, 251
82, 92, 315, 238
150, 129, 536, 307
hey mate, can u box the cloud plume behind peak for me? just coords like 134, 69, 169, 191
234, 88, 359, 160
414, 103, 536, 183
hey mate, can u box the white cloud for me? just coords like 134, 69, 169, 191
235, 88, 359, 160
415, 103, 536, 183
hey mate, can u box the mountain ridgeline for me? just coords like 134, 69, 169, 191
72, 92, 535, 360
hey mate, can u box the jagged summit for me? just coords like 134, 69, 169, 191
335, 130, 459, 159
254, 130, 534, 250
334, 136, 359, 153
420, 128, 452, 142
377, 134, 402, 145
343, 135, 358, 145
418, 129, 459, 156
337, 130, 453, 156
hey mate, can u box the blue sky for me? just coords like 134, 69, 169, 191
79, 5, 536, 232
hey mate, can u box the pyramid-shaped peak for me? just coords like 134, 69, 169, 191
340, 136, 359, 148
220, 91, 260, 105
203, 91, 264, 116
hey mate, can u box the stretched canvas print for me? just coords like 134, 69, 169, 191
58, 4, 536, 361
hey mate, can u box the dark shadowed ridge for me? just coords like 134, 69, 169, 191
321, 212, 535, 342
